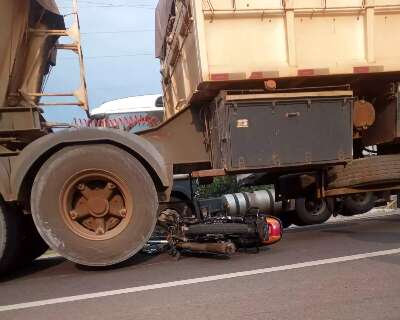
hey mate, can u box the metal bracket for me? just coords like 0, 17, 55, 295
26, 0, 89, 114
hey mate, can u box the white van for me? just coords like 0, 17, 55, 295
89, 94, 164, 133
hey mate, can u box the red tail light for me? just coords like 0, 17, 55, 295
263, 216, 283, 245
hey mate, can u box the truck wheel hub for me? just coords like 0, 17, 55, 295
61, 170, 132, 240
88, 197, 109, 217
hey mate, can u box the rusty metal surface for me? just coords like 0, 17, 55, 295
209, 92, 353, 171
9, 128, 172, 202
61, 170, 132, 240
362, 92, 400, 146
140, 106, 210, 171
191, 169, 225, 178
0, 107, 42, 134
353, 100, 376, 130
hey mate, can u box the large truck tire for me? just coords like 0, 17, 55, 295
0, 202, 22, 275
274, 211, 297, 229
341, 192, 376, 216
328, 155, 400, 189
19, 215, 48, 265
295, 198, 332, 225
31, 144, 158, 267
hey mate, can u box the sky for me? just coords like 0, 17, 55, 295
43, 0, 161, 123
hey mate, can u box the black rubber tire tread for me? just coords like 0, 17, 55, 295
31, 144, 158, 267
0, 202, 22, 275
295, 198, 332, 225
328, 155, 400, 189
277, 215, 293, 229
18, 215, 48, 266
274, 211, 296, 229
342, 192, 377, 216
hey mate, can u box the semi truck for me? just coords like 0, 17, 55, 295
1, 0, 400, 274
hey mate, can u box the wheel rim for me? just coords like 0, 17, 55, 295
304, 199, 325, 216
60, 169, 133, 241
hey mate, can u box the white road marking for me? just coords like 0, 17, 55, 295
2, 247, 400, 312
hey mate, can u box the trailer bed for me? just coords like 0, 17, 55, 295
156, 0, 400, 118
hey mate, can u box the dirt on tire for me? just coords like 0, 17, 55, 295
328, 154, 400, 189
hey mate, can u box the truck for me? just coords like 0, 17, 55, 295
1, 0, 400, 274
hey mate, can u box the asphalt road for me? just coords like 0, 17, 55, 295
1, 212, 400, 320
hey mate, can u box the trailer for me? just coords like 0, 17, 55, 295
1, 0, 400, 274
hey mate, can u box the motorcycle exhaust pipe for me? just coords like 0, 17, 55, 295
185, 223, 257, 236
176, 242, 236, 255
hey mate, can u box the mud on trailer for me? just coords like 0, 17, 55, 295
1, 0, 400, 274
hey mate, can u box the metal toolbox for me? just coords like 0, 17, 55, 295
209, 91, 353, 171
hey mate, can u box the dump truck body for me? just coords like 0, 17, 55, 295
0, 0, 64, 109
156, 0, 400, 118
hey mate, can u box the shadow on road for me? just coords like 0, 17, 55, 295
319, 215, 400, 245
288, 214, 400, 235
323, 229, 400, 245
0, 257, 65, 283
76, 252, 164, 272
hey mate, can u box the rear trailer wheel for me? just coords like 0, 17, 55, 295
274, 211, 296, 229
31, 145, 158, 267
295, 198, 332, 225
328, 155, 400, 188
0, 203, 22, 274
342, 192, 376, 216
19, 215, 48, 265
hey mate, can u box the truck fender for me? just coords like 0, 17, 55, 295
10, 128, 173, 201
0, 159, 11, 201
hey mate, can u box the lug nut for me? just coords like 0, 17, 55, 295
77, 183, 85, 191
107, 183, 116, 190
119, 209, 127, 218
69, 210, 78, 220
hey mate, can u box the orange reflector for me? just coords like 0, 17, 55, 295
210, 73, 230, 81
249, 72, 264, 79
249, 71, 280, 79
297, 69, 315, 76
354, 66, 370, 73
264, 80, 277, 90
210, 73, 246, 81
